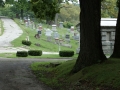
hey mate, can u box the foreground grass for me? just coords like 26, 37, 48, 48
31, 58, 120, 90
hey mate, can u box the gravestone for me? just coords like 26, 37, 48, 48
52, 24, 57, 31
59, 39, 64, 45
27, 15, 30, 26
74, 33, 79, 41
55, 38, 59, 44
39, 25, 42, 31
53, 32, 59, 39
38, 31, 41, 35
37, 25, 42, 35
70, 26, 74, 39
59, 22, 63, 28
71, 26, 74, 31
32, 21, 35, 29
26, 36, 29, 41
65, 34, 70, 43
45, 29, 53, 41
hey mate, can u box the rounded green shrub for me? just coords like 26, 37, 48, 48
28, 50, 42, 56
59, 50, 74, 57
63, 22, 74, 28
16, 51, 28, 57
22, 40, 31, 46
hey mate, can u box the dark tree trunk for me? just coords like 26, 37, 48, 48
71, 0, 107, 73
110, 7, 120, 58
21, 9, 23, 19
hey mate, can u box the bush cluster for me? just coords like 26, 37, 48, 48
16, 50, 42, 57
22, 40, 31, 46
16, 51, 28, 57
59, 50, 74, 57
63, 22, 74, 28
28, 50, 42, 56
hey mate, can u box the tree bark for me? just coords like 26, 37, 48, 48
21, 9, 23, 19
71, 0, 107, 73
110, 7, 120, 58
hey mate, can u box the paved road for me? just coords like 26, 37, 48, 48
0, 58, 56, 90
0, 58, 71, 90
0, 17, 58, 54
0, 17, 68, 90
0, 18, 23, 46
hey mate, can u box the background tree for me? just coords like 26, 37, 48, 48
13, 0, 31, 19
31, 0, 62, 24
0, 0, 34, 19
110, 0, 120, 58
58, 3, 80, 26
71, 0, 107, 73
101, 0, 118, 18
0, 0, 5, 7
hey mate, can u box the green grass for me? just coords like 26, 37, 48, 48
31, 58, 120, 90
0, 18, 78, 58
0, 19, 4, 35
11, 18, 78, 52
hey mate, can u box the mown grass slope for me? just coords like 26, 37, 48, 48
31, 58, 120, 90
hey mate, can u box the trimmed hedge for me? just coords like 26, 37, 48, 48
22, 40, 31, 46
16, 51, 28, 57
28, 50, 42, 56
59, 50, 74, 57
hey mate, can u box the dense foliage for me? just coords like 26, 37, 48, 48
101, 0, 118, 18
16, 51, 28, 57
59, 50, 74, 57
31, 0, 61, 20
22, 40, 31, 46
0, 0, 5, 7
59, 3, 80, 25
28, 50, 42, 56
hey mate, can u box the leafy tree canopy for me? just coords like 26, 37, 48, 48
0, 0, 5, 7
59, 3, 80, 25
101, 0, 118, 18
31, 0, 62, 20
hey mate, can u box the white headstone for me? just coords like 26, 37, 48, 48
32, 22, 35, 29
26, 36, 29, 41
59, 22, 63, 28
53, 32, 59, 39
71, 26, 74, 31
52, 24, 57, 31
45, 29, 53, 36
39, 25, 42, 31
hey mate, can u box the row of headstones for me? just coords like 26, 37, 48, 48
44, 26, 80, 49
22, 17, 80, 41
21, 17, 80, 48
22, 17, 64, 29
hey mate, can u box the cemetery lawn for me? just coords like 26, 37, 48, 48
31, 58, 120, 90
11, 18, 78, 52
